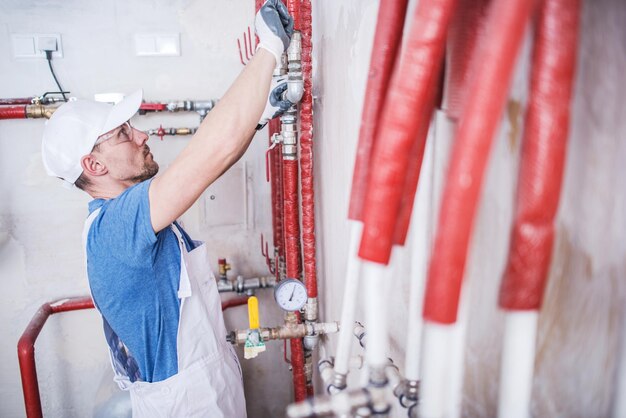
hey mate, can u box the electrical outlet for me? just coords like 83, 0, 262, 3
11, 33, 63, 58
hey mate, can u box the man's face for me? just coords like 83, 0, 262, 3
94, 122, 159, 184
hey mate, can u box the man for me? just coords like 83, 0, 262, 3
40, 1, 294, 417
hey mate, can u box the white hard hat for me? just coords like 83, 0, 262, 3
41, 90, 143, 186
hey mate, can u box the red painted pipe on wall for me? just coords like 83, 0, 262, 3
348, 0, 409, 222
499, 0, 580, 311
0, 106, 27, 120
0, 98, 33, 105
358, 0, 457, 265
18, 295, 248, 417
299, 0, 318, 299
18, 297, 95, 418
423, 0, 537, 324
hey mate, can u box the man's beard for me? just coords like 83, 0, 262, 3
126, 160, 159, 184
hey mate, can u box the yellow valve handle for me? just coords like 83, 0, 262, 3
248, 296, 260, 330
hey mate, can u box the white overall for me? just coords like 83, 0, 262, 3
83, 209, 247, 418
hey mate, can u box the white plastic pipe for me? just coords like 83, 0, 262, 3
612, 307, 626, 418
419, 322, 453, 418
447, 280, 471, 418
334, 221, 364, 377
363, 261, 391, 370
497, 310, 539, 418
404, 128, 435, 381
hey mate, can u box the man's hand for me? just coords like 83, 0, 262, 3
256, 75, 294, 130
255, 0, 294, 65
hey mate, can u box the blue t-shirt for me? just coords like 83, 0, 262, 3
86, 179, 197, 383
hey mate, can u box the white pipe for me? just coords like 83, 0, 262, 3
404, 122, 436, 381
363, 261, 390, 371
334, 221, 364, 378
497, 310, 538, 418
612, 306, 626, 417
448, 279, 472, 418
419, 321, 453, 418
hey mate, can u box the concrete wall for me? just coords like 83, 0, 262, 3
0, 0, 292, 417
312, 0, 626, 417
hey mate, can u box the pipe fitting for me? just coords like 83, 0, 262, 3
354, 321, 367, 349
286, 388, 372, 418
229, 321, 339, 345
286, 31, 304, 103
281, 107, 298, 160
25, 104, 58, 119
216, 275, 276, 294
304, 297, 318, 322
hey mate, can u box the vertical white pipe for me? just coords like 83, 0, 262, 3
612, 307, 626, 418
334, 220, 363, 377
447, 280, 471, 418
419, 322, 453, 418
497, 310, 538, 418
404, 127, 435, 381
363, 261, 390, 370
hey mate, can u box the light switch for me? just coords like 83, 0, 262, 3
134, 33, 180, 56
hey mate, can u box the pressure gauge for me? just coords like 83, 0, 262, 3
274, 279, 307, 312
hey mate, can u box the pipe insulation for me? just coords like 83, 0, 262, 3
423, 0, 536, 324
348, 0, 410, 221
291, 312, 308, 402
0, 98, 33, 105
283, 159, 302, 280
269, 119, 285, 260
444, 0, 491, 118
299, 0, 317, 299
0, 106, 27, 119
358, 0, 457, 265
498, 0, 580, 311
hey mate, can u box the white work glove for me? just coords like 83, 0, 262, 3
255, 0, 294, 65
256, 75, 294, 130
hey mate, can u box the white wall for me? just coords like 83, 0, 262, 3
0, 0, 292, 417
312, 0, 626, 417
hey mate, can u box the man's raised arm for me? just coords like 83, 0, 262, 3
149, 0, 293, 232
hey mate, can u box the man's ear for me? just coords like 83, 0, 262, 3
80, 154, 108, 177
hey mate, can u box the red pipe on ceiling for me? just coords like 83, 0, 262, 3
0, 106, 27, 120
348, 0, 409, 222
358, 0, 457, 265
499, 0, 580, 311
0, 98, 33, 105
423, 0, 537, 324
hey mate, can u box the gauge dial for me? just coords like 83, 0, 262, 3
274, 279, 307, 311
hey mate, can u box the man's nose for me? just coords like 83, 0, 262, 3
133, 128, 149, 146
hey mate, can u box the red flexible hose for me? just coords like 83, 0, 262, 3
348, 0, 410, 222
358, 0, 456, 265
283, 159, 302, 280
290, 335, 307, 402
299, 0, 318, 298
0, 106, 27, 120
499, 0, 580, 311
423, 0, 536, 324
445, 0, 492, 119
269, 119, 284, 259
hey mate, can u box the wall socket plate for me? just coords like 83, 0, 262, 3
11, 33, 63, 58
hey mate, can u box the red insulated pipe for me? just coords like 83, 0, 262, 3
287, 0, 301, 31
358, 0, 456, 265
299, 0, 318, 298
18, 295, 248, 418
348, 0, 409, 222
0, 106, 27, 120
269, 119, 281, 257
445, 0, 492, 120
18, 297, 94, 418
283, 159, 302, 280
290, 312, 308, 402
0, 98, 34, 105
423, 0, 537, 324
499, 0, 580, 311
